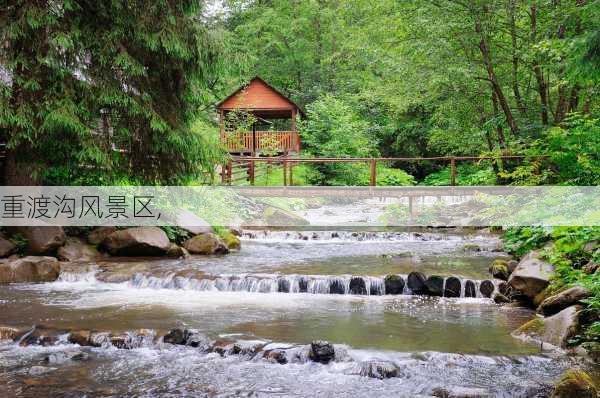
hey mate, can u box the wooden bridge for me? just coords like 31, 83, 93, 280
221, 155, 546, 186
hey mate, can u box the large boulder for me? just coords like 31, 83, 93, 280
0, 256, 60, 283
101, 227, 170, 256
14, 226, 66, 255
538, 286, 590, 316
0, 236, 16, 258
183, 233, 229, 255
513, 305, 581, 348
552, 369, 598, 398
174, 209, 213, 235
263, 206, 309, 227
57, 237, 99, 262
508, 251, 554, 298
87, 227, 117, 245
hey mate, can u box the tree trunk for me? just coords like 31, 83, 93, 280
530, 4, 550, 125
507, 0, 526, 116
475, 10, 519, 136
491, 90, 507, 149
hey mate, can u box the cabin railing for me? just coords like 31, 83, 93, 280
222, 131, 300, 153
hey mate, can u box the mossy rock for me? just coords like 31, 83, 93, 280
552, 369, 598, 398
489, 259, 509, 280
516, 317, 546, 334
222, 232, 241, 250
533, 286, 554, 307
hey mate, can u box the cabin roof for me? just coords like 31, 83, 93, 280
217, 76, 304, 118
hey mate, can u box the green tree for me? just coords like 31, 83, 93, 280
299, 94, 377, 185
0, 0, 224, 185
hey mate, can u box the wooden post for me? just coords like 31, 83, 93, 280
249, 160, 255, 185
227, 160, 232, 185
450, 157, 457, 186
370, 159, 377, 186
221, 163, 226, 184
289, 163, 294, 186
283, 160, 288, 186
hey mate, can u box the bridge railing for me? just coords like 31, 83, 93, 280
221, 155, 547, 186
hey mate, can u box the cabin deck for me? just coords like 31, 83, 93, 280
222, 131, 300, 154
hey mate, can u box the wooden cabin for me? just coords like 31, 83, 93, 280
217, 77, 302, 155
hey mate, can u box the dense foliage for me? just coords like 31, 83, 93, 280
213, 0, 600, 184
504, 227, 600, 350
0, 0, 226, 184
2, 0, 598, 185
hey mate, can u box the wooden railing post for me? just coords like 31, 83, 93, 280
249, 160, 255, 185
221, 162, 226, 184
370, 159, 377, 186
283, 159, 288, 186
450, 157, 456, 186
227, 160, 233, 185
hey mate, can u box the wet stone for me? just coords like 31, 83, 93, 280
298, 277, 308, 293
444, 277, 461, 298
480, 280, 495, 298
384, 275, 405, 295
68, 330, 93, 347
425, 275, 444, 297
264, 349, 288, 364
309, 340, 335, 364
277, 278, 290, 293
329, 280, 345, 294
432, 386, 490, 398
17, 326, 63, 347
163, 328, 186, 345
407, 271, 427, 295
498, 282, 511, 297
359, 360, 400, 379
349, 277, 367, 295
464, 280, 477, 298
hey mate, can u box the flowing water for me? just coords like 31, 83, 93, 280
0, 230, 585, 397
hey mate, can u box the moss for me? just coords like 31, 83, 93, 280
533, 286, 553, 307
213, 227, 241, 250
552, 369, 598, 398
516, 317, 545, 335
489, 260, 509, 279
222, 232, 241, 250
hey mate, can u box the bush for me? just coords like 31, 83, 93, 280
503, 226, 600, 349
421, 162, 497, 186
299, 95, 378, 185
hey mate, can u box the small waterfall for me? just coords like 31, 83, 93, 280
125, 272, 498, 299
240, 230, 477, 243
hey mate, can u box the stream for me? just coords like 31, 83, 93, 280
0, 230, 583, 397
